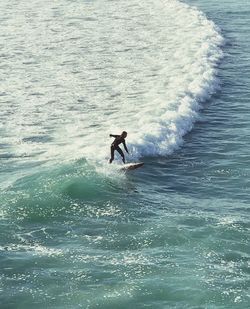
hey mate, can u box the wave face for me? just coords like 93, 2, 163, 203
0, 0, 223, 171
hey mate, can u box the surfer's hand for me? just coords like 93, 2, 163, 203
109, 134, 112, 137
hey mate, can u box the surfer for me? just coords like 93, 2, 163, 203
109, 131, 129, 164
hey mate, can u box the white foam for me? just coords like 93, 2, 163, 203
0, 0, 223, 170
0, 243, 63, 257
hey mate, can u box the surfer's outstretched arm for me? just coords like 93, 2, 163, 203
109, 134, 119, 138
123, 141, 129, 154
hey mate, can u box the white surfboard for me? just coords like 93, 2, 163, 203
120, 162, 144, 171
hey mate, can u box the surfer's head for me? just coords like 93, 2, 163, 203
121, 131, 127, 138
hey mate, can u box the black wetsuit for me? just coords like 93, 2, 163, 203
110, 134, 128, 163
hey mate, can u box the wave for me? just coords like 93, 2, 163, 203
0, 0, 224, 172
1, 159, 126, 221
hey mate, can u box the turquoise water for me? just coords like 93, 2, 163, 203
0, 0, 249, 308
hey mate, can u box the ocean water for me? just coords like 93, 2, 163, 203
0, 0, 249, 308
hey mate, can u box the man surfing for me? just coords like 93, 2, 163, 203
109, 131, 129, 164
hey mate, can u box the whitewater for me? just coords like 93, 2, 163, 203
0, 0, 223, 174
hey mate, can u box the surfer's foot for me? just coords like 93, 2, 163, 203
109, 159, 113, 164
122, 158, 125, 164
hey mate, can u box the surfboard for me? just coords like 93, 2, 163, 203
120, 162, 144, 171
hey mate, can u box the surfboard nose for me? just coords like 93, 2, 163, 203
120, 162, 144, 171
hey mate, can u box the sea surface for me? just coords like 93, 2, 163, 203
0, 0, 249, 308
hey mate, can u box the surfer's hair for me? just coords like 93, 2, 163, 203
122, 131, 127, 136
